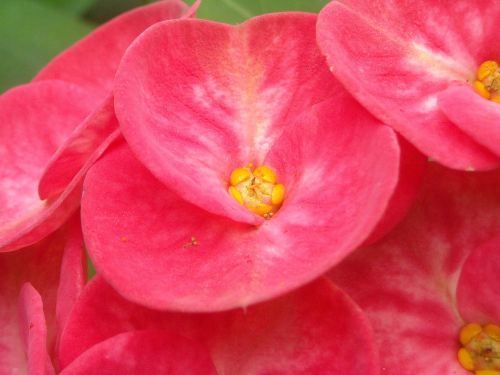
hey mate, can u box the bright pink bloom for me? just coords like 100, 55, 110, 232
330, 164, 500, 374
0, 216, 85, 374
81, 12, 404, 312
0, 1, 193, 252
317, 0, 500, 170
57, 276, 378, 374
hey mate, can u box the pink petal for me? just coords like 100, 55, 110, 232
82, 92, 398, 312
114, 14, 340, 224
59, 330, 216, 375
59, 277, 378, 374
0, 219, 83, 373
363, 136, 426, 246
38, 96, 120, 200
457, 236, 500, 323
55, 215, 86, 352
317, 0, 500, 170
330, 164, 500, 375
0, 81, 97, 252
18, 283, 54, 375
34, 0, 192, 98
439, 84, 500, 158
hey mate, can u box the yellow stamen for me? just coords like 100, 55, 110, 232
271, 184, 285, 205
474, 81, 491, 99
458, 348, 475, 371
485, 324, 500, 341
230, 167, 252, 186
477, 61, 499, 81
457, 322, 500, 373
254, 203, 273, 216
228, 186, 244, 205
473, 60, 500, 102
228, 164, 285, 218
461, 323, 483, 345
253, 166, 277, 184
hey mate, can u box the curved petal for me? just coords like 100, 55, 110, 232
0, 81, 96, 252
55, 215, 86, 353
0, 219, 82, 373
59, 330, 216, 375
317, 0, 500, 170
439, 84, 500, 158
38, 96, 120, 200
60, 277, 378, 375
362, 136, 426, 245
329, 164, 500, 375
18, 283, 54, 375
34, 0, 192, 98
115, 14, 339, 223
457, 236, 500, 323
82, 92, 399, 312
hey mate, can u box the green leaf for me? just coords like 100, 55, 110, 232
36, 0, 97, 15
0, 0, 94, 93
185, 0, 329, 24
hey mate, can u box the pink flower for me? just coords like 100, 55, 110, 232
330, 164, 500, 374
56, 276, 378, 374
317, 0, 500, 170
0, 1, 193, 252
81, 12, 404, 312
0, 216, 85, 374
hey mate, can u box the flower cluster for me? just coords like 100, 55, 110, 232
0, 0, 498, 374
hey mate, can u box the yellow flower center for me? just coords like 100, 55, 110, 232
228, 164, 285, 219
458, 323, 500, 375
473, 60, 500, 103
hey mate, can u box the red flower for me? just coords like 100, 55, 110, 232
0, 216, 85, 374
81, 13, 403, 312
330, 164, 500, 374
56, 276, 378, 374
0, 1, 194, 252
317, 0, 500, 170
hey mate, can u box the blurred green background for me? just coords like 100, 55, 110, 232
0, 0, 329, 93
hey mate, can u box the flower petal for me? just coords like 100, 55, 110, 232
330, 164, 500, 374
59, 277, 378, 374
18, 283, 55, 375
0, 81, 97, 252
317, 0, 500, 169
38, 96, 120, 200
439, 84, 500, 158
457, 236, 500, 323
0, 218, 83, 373
115, 14, 339, 224
363, 137, 426, 245
59, 330, 216, 375
34, 0, 192, 98
82, 90, 399, 312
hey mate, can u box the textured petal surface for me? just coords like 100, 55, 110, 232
439, 84, 500, 158
0, 81, 96, 252
330, 164, 500, 375
59, 277, 378, 375
38, 96, 120, 200
34, 0, 191, 98
115, 14, 339, 223
317, 0, 500, 169
0, 219, 83, 374
82, 94, 398, 312
363, 136, 426, 245
59, 330, 216, 375
457, 236, 500, 323
18, 283, 54, 375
